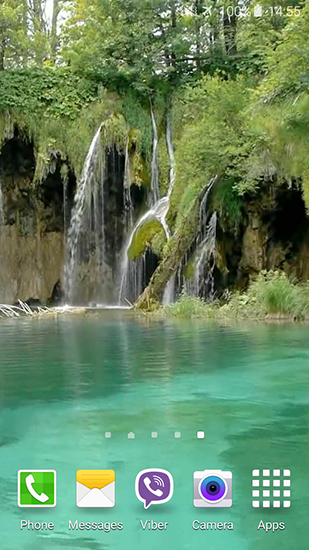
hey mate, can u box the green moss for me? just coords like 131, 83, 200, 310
151, 231, 167, 258
158, 136, 170, 197
132, 152, 150, 188
211, 178, 243, 235
0, 85, 123, 182
136, 192, 200, 310
183, 256, 195, 280
0, 69, 159, 186
128, 219, 166, 260
121, 94, 152, 160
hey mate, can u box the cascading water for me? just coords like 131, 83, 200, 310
166, 116, 176, 199
64, 123, 107, 304
178, 177, 218, 300
0, 171, 4, 225
61, 166, 69, 249
118, 112, 176, 305
150, 103, 160, 205
193, 212, 217, 299
163, 277, 175, 306
123, 134, 133, 231
162, 116, 177, 305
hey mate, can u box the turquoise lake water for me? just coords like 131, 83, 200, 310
0, 313, 308, 549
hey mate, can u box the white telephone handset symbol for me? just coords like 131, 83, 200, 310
26, 474, 49, 503
143, 476, 163, 497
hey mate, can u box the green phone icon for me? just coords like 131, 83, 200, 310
18, 470, 56, 507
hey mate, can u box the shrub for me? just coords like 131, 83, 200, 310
248, 270, 297, 315
160, 270, 309, 320
163, 292, 217, 319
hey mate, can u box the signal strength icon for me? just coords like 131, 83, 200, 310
254, 4, 263, 17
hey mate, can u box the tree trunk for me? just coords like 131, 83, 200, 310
170, 1, 177, 69
0, 38, 5, 70
22, 0, 29, 67
223, 12, 237, 56
33, 0, 45, 30
51, 0, 61, 62
195, 0, 202, 70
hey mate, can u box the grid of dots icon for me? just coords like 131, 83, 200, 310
252, 469, 291, 508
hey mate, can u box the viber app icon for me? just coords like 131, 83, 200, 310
135, 469, 174, 509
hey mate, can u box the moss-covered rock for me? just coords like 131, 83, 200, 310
128, 219, 165, 260
136, 193, 201, 310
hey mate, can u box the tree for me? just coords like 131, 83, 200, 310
50, 0, 61, 61
61, 0, 238, 93
0, 0, 28, 69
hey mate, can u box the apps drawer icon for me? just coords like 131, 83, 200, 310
76, 470, 115, 508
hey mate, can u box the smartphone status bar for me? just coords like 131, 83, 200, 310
207, 5, 301, 17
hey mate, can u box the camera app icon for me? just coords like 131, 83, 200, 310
193, 470, 232, 507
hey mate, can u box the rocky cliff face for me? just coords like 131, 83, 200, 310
0, 130, 144, 305
1, 130, 309, 306
216, 183, 309, 293
0, 130, 74, 304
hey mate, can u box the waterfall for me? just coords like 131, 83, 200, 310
118, 203, 164, 304
0, 171, 4, 225
61, 166, 69, 251
176, 177, 218, 301
166, 116, 176, 199
161, 116, 177, 305
123, 134, 133, 231
163, 276, 175, 306
150, 103, 160, 205
193, 212, 217, 299
64, 123, 106, 303
118, 111, 176, 305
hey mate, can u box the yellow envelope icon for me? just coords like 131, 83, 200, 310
76, 470, 115, 508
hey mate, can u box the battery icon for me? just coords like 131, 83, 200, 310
254, 4, 263, 16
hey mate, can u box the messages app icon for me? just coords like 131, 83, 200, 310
76, 470, 115, 508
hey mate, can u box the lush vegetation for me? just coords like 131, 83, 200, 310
2, 1, 309, 197
161, 271, 309, 320
2, 0, 309, 310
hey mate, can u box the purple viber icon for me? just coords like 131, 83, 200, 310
135, 469, 174, 509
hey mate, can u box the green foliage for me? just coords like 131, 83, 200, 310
0, 0, 69, 69
260, 4, 309, 100
211, 178, 243, 234
227, 271, 309, 319
0, 69, 134, 179
61, 0, 239, 94
161, 271, 309, 320
121, 94, 153, 159
248, 270, 297, 314
163, 291, 217, 319
2, 0, 309, 263
171, 77, 250, 229
0, 68, 98, 119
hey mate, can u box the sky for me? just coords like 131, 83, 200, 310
44, 0, 53, 25
45, 0, 69, 28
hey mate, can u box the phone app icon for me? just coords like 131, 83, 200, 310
76, 470, 115, 508
193, 470, 232, 507
18, 470, 56, 508
135, 469, 174, 509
